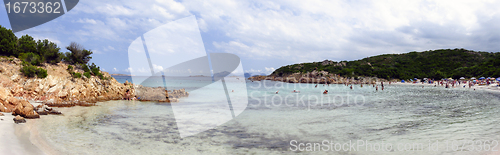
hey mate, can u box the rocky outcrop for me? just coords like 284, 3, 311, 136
0, 57, 130, 108
12, 98, 39, 118
134, 85, 188, 102
35, 104, 61, 115
250, 69, 399, 84
0, 57, 190, 123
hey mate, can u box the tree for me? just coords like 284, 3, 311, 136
18, 35, 37, 55
0, 25, 17, 56
64, 42, 93, 64
36, 39, 63, 64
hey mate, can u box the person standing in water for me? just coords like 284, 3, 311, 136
350, 85, 353, 89
376, 85, 378, 91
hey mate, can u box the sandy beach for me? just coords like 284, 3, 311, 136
0, 113, 45, 155
391, 81, 500, 92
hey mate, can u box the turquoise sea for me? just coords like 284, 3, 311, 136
31, 76, 500, 154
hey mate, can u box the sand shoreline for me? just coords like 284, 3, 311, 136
0, 113, 46, 155
390, 81, 500, 93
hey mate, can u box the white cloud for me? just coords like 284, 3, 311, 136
265, 67, 275, 73
26, 0, 500, 72
184, 0, 500, 62
113, 68, 118, 72
75, 18, 99, 24
153, 64, 164, 71
125, 67, 133, 73
245, 69, 262, 73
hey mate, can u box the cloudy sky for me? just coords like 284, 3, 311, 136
2, 0, 500, 75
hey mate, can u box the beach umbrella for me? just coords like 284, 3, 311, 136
479, 77, 485, 80
459, 77, 465, 80
401, 80, 405, 83
471, 77, 476, 80
497, 77, 500, 81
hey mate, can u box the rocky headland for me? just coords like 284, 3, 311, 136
0, 57, 188, 122
248, 70, 397, 84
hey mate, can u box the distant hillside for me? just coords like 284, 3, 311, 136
271, 49, 500, 80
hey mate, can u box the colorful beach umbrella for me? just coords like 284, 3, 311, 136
479, 77, 485, 80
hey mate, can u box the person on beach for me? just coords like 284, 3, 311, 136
361, 84, 363, 87
125, 89, 131, 100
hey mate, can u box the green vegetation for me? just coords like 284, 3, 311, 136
63, 42, 93, 65
0, 25, 110, 80
19, 63, 47, 78
83, 72, 91, 78
72, 72, 82, 78
271, 49, 500, 80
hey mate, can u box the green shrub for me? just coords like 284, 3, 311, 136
20, 65, 37, 77
89, 63, 100, 75
64, 42, 93, 65
72, 72, 81, 78
37, 68, 48, 78
20, 64, 47, 78
97, 73, 104, 79
36, 39, 63, 64
67, 65, 73, 71
81, 64, 90, 72
83, 72, 91, 78
18, 35, 37, 54
19, 52, 42, 66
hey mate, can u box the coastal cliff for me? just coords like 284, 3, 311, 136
0, 57, 187, 121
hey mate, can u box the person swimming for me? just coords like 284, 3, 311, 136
323, 90, 328, 94
276, 90, 279, 94
350, 85, 353, 89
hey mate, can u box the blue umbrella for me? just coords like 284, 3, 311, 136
497, 77, 500, 81
401, 80, 405, 83
479, 77, 485, 80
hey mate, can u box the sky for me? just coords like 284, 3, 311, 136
2, 0, 500, 75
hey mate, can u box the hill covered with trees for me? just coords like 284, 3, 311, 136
0, 25, 106, 79
271, 49, 500, 80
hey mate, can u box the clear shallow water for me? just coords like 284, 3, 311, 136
34, 79, 500, 154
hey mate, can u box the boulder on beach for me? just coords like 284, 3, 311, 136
13, 115, 26, 124
12, 98, 39, 119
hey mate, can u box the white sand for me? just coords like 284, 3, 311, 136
390, 81, 500, 92
0, 113, 46, 155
